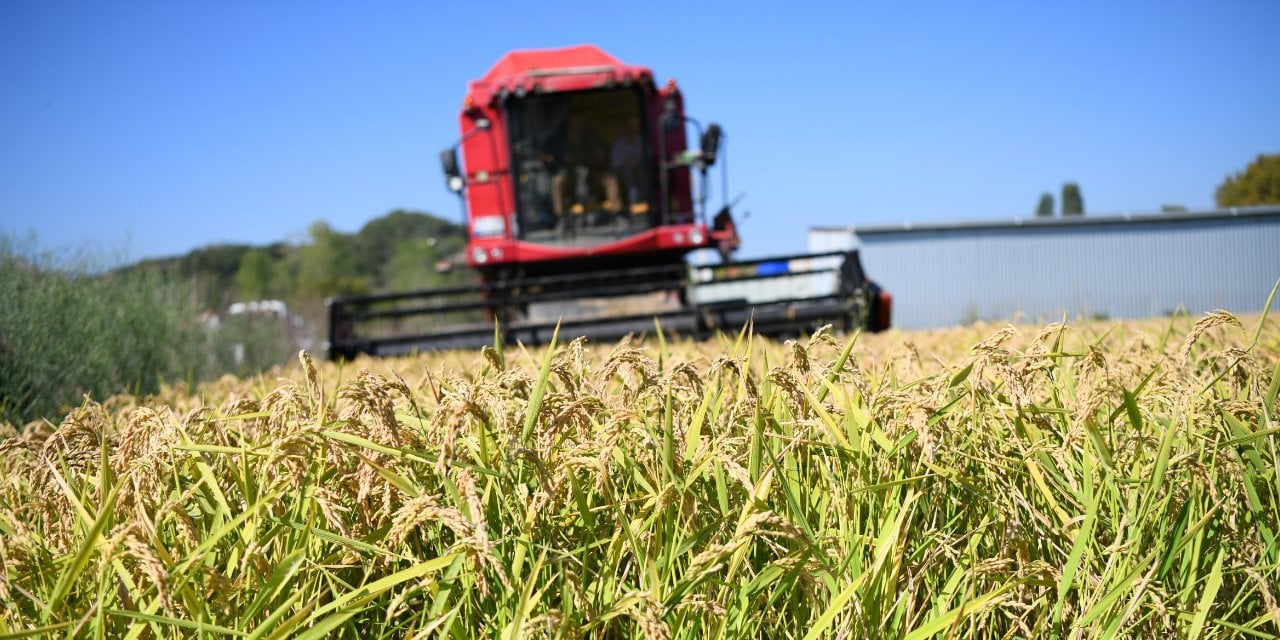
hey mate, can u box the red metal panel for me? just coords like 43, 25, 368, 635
465, 223, 713, 268
459, 108, 511, 226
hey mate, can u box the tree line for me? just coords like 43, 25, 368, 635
1032, 152, 1279, 218
125, 209, 472, 314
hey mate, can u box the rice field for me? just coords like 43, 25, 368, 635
2, 309, 1278, 638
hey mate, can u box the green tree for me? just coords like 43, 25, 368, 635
123, 243, 251, 311
1062, 182, 1084, 216
294, 220, 369, 298
1036, 193, 1055, 217
1215, 153, 1280, 207
234, 249, 274, 300
384, 238, 445, 292
356, 210, 465, 288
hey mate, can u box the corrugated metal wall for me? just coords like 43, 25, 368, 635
809, 207, 1280, 329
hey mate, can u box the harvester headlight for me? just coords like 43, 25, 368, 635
471, 247, 488, 263
674, 232, 684, 244
490, 247, 503, 259
689, 229, 704, 245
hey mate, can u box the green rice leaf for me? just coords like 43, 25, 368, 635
1186, 550, 1225, 639
522, 323, 560, 444
105, 609, 246, 636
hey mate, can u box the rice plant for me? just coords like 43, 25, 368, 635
1, 309, 1277, 638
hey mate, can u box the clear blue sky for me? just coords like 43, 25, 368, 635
3, 1, 1277, 263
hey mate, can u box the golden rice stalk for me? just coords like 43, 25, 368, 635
568, 335, 590, 376
788, 339, 811, 377
480, 344, 503, 371
1179, 309, 1243, 366
334, 369, 410, 519
617, 591, 671, 640
971, 324, 1020, 354
766, 368, 808, 417
684, 542, 739, 583
716, 451, 755, 495
338, 369, 402, 447
388, 494, 473, 547
600, 337, 658, 398
157, 485, 202, 552
39, 414, 103, 478
539, 396, 605, 456
549, 360, 578, 394
806, 323, 840, 350
675, 594, 727, 617
311, 485, 353, 536
456, 468, 507, 595
299, 350, 325, 422
662, 360, 704, 397
497, 367, 533, 396
524, 611, 566, 637
122, 528, 176, 615
260, 383, 308, 438
456, 468, 490, 553
1245, 568, 1280, 623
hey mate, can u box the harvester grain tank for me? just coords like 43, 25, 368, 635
326, 45, 890, 358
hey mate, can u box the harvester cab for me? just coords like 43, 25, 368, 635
433, 45, 740, 280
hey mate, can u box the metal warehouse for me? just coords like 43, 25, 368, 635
809, 206, 1280, 330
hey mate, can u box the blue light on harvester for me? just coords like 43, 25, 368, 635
756, 261, 789, 277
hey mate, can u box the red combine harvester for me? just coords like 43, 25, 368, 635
327, 45, 889, 358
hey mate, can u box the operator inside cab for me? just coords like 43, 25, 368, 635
507, 88, 654, 243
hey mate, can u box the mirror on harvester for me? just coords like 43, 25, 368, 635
701, 124, 722, 167
441, 149, 463, 193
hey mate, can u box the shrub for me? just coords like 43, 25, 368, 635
0, 235, 292, 426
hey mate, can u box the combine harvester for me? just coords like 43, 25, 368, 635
327, 46, 890, 359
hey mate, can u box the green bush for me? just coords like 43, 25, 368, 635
0, 236, 293, 426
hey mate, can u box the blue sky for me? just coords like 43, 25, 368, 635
2, 1, 1277, 263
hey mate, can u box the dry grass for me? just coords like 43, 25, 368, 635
1, 310, 1277, 638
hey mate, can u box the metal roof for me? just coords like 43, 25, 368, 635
812, 204, 1280, 236
809, 206, 1280, 329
